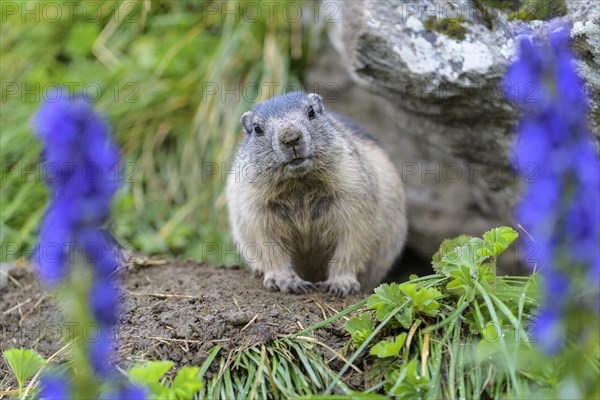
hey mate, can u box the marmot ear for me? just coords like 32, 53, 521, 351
307, 93, 323, 114
241, 111, 253, 134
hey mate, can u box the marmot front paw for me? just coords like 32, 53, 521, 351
263, 272, 315, 294
316, 277, 361, 297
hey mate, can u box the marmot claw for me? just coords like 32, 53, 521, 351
264, 276, 315, 294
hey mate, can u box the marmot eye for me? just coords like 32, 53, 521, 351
307, 106, 316, 120
253, 124, 264, 136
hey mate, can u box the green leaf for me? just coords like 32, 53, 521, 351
368, 283, 406, 323
370, 333, 407, 358
477, 263, 496, 285
432, 235, 473, 274
170, 366, 203, 399
395, 306, 414, 329
480, 227, 519, 258
447, 265, 475, 298
2, 348, 46, 392
385, 359, 430, 397
128, 360, 174, 396
129, 360, 174, 383
344, 313, 375, 347
443, 237, 486, 271
399, 283, 442, 316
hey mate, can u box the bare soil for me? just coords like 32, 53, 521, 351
1, 260, 365, 387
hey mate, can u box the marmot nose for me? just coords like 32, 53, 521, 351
279, 129, 302, 148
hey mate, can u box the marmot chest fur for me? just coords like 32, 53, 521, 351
226, 92, 407, 296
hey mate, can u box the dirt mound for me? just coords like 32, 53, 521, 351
1, 260, 364, 382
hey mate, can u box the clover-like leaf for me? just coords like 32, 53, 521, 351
443, 238, 486, 272
368, 283, 406, 322
370, 333, 407, 358
431, 235, 473, 274
385, 359, 430, 398
345, 313, 375, 347
3, 348, 46, 393
447, 265, 476, 299
399, 283, 443, 316
170, 366, 203, 400
128, 361, 174, 396
395, 306, 414, 329
480, 227, 519, 258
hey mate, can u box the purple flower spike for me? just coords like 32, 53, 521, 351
504, 24, 600, 354
33, 91, 128, 390
33, 91, 121, 286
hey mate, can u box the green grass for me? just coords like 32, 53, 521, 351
1, 0, 319, 263
202, 338, 350, 399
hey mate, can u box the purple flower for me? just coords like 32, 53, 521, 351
34, 205, 72, 285
533, 308, 565, 354
90, 278, 120, 327
504, 24, 600, 354
39, 374, 70, 400
81, 228, 121, 276
33, 91, 121, 285
33, 91, 126, 386
88, 329, 116, 378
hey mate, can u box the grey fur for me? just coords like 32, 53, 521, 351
226, 92, 407, 296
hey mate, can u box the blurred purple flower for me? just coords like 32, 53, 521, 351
534, 308, 565, 355
34, 205, 71, 285
33, 91, 120, 286
39, 374, 70, 400
33, 91, 125, 380
90, 278, 120, 327
88, 329, 116, 378
504, 25, 600, 354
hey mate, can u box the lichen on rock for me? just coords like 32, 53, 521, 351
508, 0, 567, 22
423, 16, 468, 41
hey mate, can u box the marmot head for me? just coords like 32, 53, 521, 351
239, 92, 335, 180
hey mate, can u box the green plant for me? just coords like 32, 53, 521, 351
334, 227, 549, 398
201, 337, 348, 399
370, 333, 407, 358
345, 313, 376, 347
128, 361, 203, 399
2, 348, 46, 396
121, 337, 348, 399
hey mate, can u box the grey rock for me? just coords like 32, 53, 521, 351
306, 0, 599, 272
